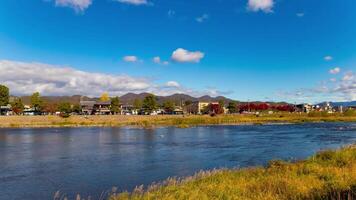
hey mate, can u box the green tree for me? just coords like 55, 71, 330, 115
133, 99, 142, 110
72, 104, 81, 114
111, 96, 121, 114
11, 98, 24, 115
30, 92, 44, 112
184, 100, 192, 106
163, 100, 175, 113
58, 102, 72, 117
227, 102, 237, 113
0, 84, 9, 106
142, 94, 157, 113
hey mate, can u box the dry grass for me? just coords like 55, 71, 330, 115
109, 145, 356, 200
0, 113, 355, 128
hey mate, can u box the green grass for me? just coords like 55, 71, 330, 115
110, 145, 356, 200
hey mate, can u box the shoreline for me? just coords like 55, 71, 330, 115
107, 144, 356, 200
0, 114, 355, 128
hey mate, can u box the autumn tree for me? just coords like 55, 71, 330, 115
142, 94, 157, 114
0, 84, 9, 106
43, 102, 58, 115
100, 92, 110, 102
31, 92, 44, 112
11, 98, 24, 115
111, 96, 121, 114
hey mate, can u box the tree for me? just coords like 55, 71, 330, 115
142, 94, 157, 114
58, 102, 72, 117
209, 103, 224, 115
100, 92, 110, 102
227, 102, 237, 113
133, 99, 142, 110
163, 100, 175, 114
72, 104, 81, 114
31, 92, 43, 112
11, 98, 24, 115
111, 96, 121, 114
43, 102, 58, 115
184, 100, 192, 106
0, 84, 9, 106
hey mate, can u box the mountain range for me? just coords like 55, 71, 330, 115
18, 93, 235, 106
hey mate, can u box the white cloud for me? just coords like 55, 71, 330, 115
166, 81, 180, 88
324, 56, 333, 61
196, 14, 209, 23
123, 56, 138, 62
0, 60, 229, 97
115, 0, 149, 6
296, 13, 304, 17
55, 0, 92, 12
152, 56, 169, 65
0, 60, 150, 96
171, 48, 204, 63
342, 72, 354, 81
247, 0, 274, 13
329, 67, 340, 74
153, 56, 161, 63
278, 69, 355, 102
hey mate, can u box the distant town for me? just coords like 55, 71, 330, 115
0, 84, 355, 117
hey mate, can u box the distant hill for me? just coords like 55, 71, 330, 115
19, 95, 94, 105
319, 101, 356, 107
17, 93, 236, 106
15, 93, 295, 106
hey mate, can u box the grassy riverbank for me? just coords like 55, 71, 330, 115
0, 113, 356, 128
110, 145, 356, 200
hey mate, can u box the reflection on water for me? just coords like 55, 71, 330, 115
0, 123, 356, 200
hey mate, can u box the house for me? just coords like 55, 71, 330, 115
173, 106, 184, 115
23, 105, 38, 116
80, 100, 111, 115
320, 102, 334, 113
121, 104, 138, 115
80, 101, 96, 115
186, 101, 218, 114
0, 105, 12, 116
296, 104, 313, 113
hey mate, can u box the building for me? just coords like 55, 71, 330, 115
186, 101, 218, 114
121, 104, 138, 115
296, 104, 313, 113
80, 101, 111, 115
23, 105, 37, 116
0, 105, 12, 116
320, 102, 334, 113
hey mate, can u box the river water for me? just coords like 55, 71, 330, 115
0, 123, 355, 199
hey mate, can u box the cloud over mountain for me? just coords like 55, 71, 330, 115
0, 60, 229, 97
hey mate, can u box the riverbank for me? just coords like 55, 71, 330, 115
0, 114, 356, 128
109, 145, 356, 200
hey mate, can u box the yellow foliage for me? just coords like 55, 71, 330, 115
100, 92, 110, 102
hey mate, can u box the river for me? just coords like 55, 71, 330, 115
0, 123, 355, 199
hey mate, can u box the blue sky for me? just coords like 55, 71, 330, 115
0, 0, 355, 103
